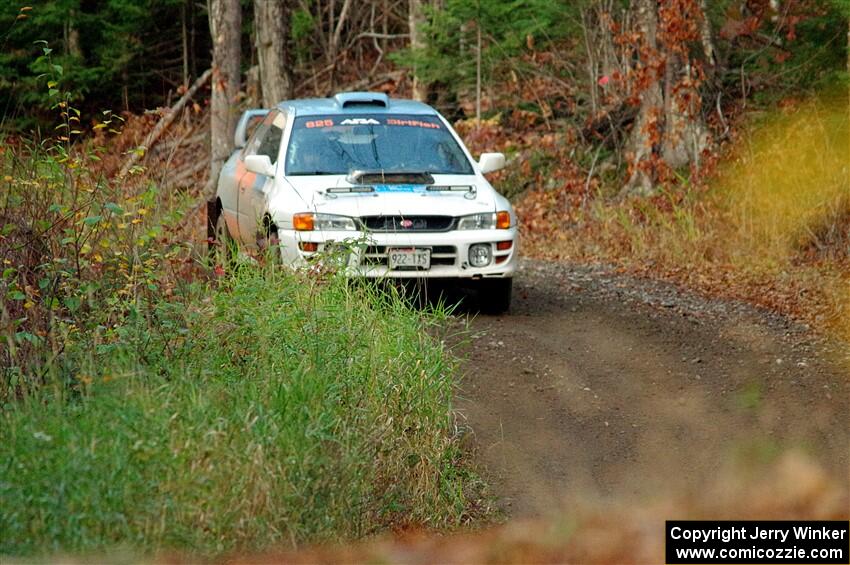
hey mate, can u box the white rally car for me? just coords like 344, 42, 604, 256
211, 91, 518, 312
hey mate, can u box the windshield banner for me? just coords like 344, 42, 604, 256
298, 115, 444, 130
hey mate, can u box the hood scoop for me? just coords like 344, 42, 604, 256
346, 170, 435, 186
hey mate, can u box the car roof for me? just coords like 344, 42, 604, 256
275, 91, 437, 117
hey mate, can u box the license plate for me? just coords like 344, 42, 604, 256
388, 248, 431, 270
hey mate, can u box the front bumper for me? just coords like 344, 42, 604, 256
278, 228, 519, 278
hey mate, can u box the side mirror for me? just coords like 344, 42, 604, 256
479, 152, 506, 174
244, 154, 276, 177
234, 108, 271, 148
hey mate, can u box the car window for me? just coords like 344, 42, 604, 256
244, 112, 285, 164
243, 115, 265, 144
285, 114, 474, 176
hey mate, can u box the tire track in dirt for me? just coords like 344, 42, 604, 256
455, 260, 850, 517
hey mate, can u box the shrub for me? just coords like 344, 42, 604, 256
0, 263, 478, 556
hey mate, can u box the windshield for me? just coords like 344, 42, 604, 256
285, 114, 474, 176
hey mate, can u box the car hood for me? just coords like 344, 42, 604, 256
281, 174, 497, 217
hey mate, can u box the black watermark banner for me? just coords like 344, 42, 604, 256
666, 521, 849, 564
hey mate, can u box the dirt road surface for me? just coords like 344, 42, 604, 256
455, 260, 850, 517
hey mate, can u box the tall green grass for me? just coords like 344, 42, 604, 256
0, 265, 477, 557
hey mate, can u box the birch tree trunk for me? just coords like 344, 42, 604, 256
409, 0, 428, 101
207, 0, 242, 198
254, 0, 292, 107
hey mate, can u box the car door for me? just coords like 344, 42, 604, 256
236, 110, 286, 246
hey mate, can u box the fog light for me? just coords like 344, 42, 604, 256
468, 244, 492, 267
299, 241, 319, 252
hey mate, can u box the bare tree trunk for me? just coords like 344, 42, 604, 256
65, 11, 82, 58
624, 0, 663, 196
382, 0, 389, 53
661, 51, 687, 168
661, 57, 708, 170
254, 0, 292, 107
698, 0, 716, 68
623, 0, 710, 196
181, 1, 190, 85
582, 1, 629, 119
475, 22, 481, 121
207, 0, 242, 199
581, 8, 599, 116
660, 1, 709, 171
327, 0, 352, 93
190, 0, 197, 79
409, 0, 428, 101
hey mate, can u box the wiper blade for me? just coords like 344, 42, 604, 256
288, 170, 342, 176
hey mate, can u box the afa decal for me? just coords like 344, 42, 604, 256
340, 118, 381, 125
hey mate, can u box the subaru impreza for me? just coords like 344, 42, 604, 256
212, 91, 517, 312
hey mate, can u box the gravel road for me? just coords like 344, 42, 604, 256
454, 259, 850, 517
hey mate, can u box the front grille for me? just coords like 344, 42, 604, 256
361, 245, 457, 267
360, 215, 455, 232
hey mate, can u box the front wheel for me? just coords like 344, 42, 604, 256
479, 278, 512, 315
212, 209, 238, 268
257, 218, 282, 265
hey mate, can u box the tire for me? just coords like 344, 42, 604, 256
212, 209, 238, 268
257, 218, 281, 265
479, 278, 512, 315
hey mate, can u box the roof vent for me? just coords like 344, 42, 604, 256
333, 92, 389, 109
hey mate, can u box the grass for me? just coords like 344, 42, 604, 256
0, 126, 483, 558
0, 265, 479, 557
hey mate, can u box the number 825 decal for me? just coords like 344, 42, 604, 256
305, 119, 334, 128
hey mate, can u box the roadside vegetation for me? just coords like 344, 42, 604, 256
516, 94, 850, 338
0, 121, 480, 557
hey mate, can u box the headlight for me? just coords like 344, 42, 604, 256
293, 213, 358, 231
457, 211, 512, 230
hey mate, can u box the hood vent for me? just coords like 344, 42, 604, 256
333, 92, 389, 109
347, 170, 435, 185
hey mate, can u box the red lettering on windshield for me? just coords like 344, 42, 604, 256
305, 119, 334, 128
386, 118, 440, 129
